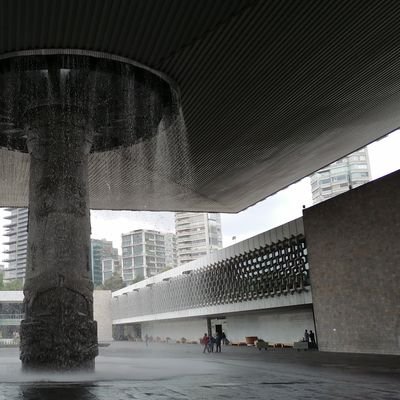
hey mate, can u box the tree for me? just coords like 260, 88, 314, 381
131, 276, 144, 285
0, 277, 24, 291
97, 272, 125, 291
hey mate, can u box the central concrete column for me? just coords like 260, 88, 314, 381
20, 107, 98, 370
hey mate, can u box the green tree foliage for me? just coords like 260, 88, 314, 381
0, 273, 24, 291
131, 276, 144, 285
95, 273, 145, 291
4, 279, 24, 290
96, 272, 125, 291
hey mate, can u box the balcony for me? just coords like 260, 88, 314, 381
3, 232, 17, 237
3, 222, 17, 229
2, 249, 16, 254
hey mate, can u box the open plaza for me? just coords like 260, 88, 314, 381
0, 342, 399, 399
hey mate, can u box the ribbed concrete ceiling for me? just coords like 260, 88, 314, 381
1, 0, 400, 212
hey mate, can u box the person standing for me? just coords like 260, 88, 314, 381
304, 329, 310, 345
221, 331, 227, 345
202, 333, 209, 353
215, 332, 222, 353
208, 334, 215, 353
309, 330, 316, 349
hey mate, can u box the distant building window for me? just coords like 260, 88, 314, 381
123, 257, 133, 267
331, 174, 347, 182
330, 166, 348, 174
134, 256, 144, 266
122, 236, 131, 246
133, 245, 143, 255
351, 172, 369, 179
132, 233, 142, 244
122, 247, 132, 256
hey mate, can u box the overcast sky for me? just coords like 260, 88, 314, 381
1, 130, 400, 258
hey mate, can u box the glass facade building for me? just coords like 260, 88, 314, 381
90, 239, 119, 286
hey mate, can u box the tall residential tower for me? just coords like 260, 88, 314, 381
175, 212, 222, 265
2, 208, 28, 282
310, 148, 371, 205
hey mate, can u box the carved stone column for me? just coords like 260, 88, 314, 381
20, 107, 98, 370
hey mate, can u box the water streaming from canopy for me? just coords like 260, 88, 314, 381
0, 51, 194, 210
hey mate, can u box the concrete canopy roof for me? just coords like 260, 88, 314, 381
1, 0, 400, 212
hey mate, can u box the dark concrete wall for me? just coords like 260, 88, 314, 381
303, 170, 400, 355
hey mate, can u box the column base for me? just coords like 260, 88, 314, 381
20, 287, 98, 370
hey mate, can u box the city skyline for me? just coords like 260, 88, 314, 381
1, 130, 400, 262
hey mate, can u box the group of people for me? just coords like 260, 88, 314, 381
304, 329, 317, 348
202, 332, 227, 353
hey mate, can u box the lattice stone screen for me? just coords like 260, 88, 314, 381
115, 234, 309, 318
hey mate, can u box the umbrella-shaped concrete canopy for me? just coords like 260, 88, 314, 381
0, 51, 183, 370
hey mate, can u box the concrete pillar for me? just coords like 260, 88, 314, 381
20, 107, 98, 369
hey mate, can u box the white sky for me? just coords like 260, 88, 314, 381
1, 129, 400, 258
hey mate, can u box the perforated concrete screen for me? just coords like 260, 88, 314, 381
114, 234, 309, 319
1, 1, 400, 212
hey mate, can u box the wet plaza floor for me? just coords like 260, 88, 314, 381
0, 342, 399, 399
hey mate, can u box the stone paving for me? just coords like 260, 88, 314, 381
0, 342, 399, 399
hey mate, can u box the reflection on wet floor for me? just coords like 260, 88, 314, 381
2, 384, 97, 400
1, 382, 193, 400
0, 343, 399, 400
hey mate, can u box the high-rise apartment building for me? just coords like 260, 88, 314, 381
175, 212, 222, 265
90, 239, 119, 286
310, 148, 371, 205
2, 208, 28, 282
121, 229, 177, 282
